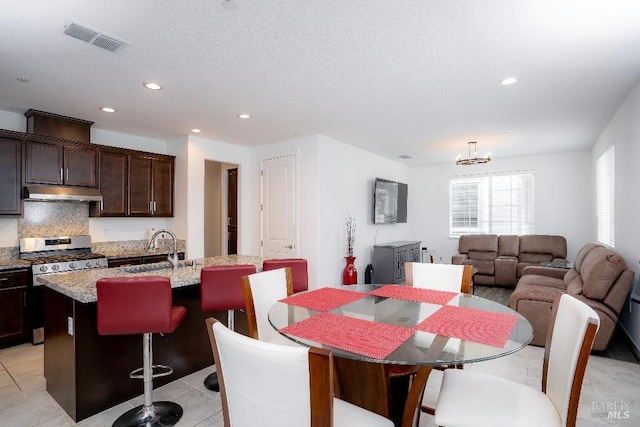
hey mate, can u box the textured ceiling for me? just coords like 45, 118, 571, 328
1, 0, 639, 165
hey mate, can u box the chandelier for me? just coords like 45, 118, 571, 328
455, 141, 491, 165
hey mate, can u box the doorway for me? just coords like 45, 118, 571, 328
204, 160, 238, 257
227, 168, 238, 254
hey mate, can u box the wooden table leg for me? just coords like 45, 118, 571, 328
333, 357, 433, 427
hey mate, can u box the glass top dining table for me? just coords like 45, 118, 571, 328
268, 283, 533, 367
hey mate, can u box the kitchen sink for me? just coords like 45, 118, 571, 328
124, 261, 189, 273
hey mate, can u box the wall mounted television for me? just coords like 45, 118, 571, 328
373, 177, 408, 224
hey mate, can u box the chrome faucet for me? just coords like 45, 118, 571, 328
148, 229, 179, 269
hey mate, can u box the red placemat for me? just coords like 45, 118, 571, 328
415, 305, 518, 348
280, 312, 413, 359
370, 285, 458, 305
279, 287, 365, 312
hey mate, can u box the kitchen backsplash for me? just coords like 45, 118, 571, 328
0, 247, 17, 259
0, 201, 185, 259
19, 201, 89, 238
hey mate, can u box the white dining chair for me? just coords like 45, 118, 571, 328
401, 262, 473, 416
241, 267, 297, 345
404, 262, 473, 294
434, 293, 600, 427
205, 317, 394, 427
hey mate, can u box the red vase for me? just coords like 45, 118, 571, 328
343, 256, 358, 285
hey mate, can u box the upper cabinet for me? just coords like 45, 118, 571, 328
128, 154, 174, 217
0, 137, 22, 216
24, 140, 96, 187
90, 148, 128, 216
91, 148, 174, 218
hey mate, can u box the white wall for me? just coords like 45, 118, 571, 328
410, 151, 593, 264
317, 135, 413, 287
594, 78, 640, 352
0, 110, 24, 132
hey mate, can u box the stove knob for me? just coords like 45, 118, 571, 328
39, 265, 48, 273
86, 260, 93, 268
51, 265, 59, 271
69, 262, 76, 269
94, 259, 102, 267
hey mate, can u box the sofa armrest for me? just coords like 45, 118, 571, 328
452, 254, 467, 265
521, 265, 568, 279
495, 256, 518, 287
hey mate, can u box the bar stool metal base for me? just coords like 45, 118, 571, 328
204, 372, 220, 392
113, 401, 183, 427
203, 309, 233, 392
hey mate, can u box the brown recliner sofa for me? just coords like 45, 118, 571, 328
452, 234, 567, 287
508, 243, 634, 351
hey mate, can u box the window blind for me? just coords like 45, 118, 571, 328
450, 172, 535, 236
596, 145, 615, 247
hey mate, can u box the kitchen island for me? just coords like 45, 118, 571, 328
37, 255, 264, 422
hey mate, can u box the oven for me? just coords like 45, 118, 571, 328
19, 235, 107, 344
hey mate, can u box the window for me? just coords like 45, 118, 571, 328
450, 172, 535, 235
596, 146, 615, 247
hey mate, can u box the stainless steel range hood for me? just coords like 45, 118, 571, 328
24, 186, 103, 202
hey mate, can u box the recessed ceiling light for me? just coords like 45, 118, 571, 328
100, 107, 116, 113
144, 82, 163, 90
238, 113, 250, 119
190, 128, 201, 133
501, 77, 518, 85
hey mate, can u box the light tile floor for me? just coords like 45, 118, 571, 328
0, 343, 223, 427
1, 342, 638, 426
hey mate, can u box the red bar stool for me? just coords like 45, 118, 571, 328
200, 264, 256, 391
97, 276, 186, 427
262, 258, 308, 293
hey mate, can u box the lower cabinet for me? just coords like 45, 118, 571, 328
0, 269, 30, 348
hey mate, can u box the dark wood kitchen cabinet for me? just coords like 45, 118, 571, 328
0, 268, 30, 349
90, 149, 128, 216
129, 154, 174, 217
24, 140, 96, 187
90, 148, 174, 218
0, 137, 22, 216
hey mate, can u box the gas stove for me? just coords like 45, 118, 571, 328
20, 235, 108, 276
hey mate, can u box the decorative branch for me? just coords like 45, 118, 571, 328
345, 214, 356, 257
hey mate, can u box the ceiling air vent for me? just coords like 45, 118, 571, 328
63, 21, 129, 53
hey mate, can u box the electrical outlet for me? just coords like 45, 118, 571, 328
67, 316, 74, 336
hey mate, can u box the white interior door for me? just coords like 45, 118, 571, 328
261, 154, 295, 257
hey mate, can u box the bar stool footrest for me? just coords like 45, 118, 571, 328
129, 364, 174, 380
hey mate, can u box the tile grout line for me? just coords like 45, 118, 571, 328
0, 360, 24, 392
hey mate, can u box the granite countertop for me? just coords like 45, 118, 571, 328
35, 255, 265, 303
0, 259, 32, 271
